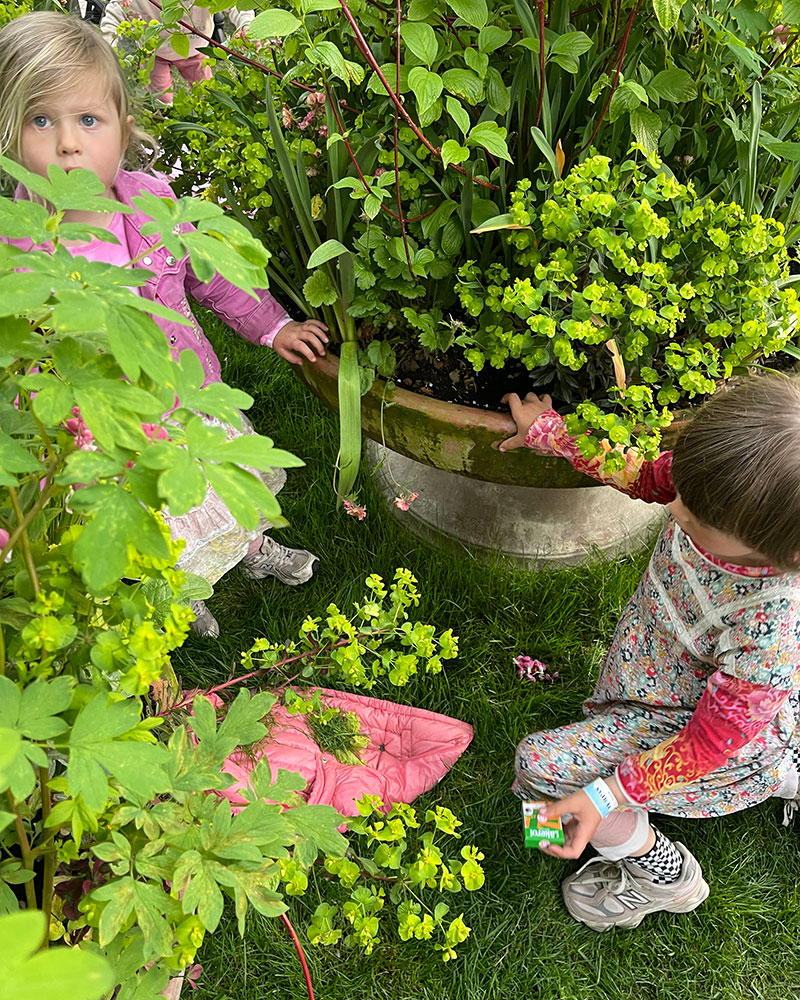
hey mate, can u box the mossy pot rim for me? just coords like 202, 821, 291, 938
295, 352, 691, 489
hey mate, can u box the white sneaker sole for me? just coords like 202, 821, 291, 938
569, 876, 710, 932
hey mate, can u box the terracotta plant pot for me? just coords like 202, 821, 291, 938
295, 353, 668, 566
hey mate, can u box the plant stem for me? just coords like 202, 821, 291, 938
575, 0, 640, 156
280, 913, 315, 1000
394, 0, 414, 278
532, 0, 546, 129
6, 790, 37, 911
39, 767, 53, 949
0, 459, 59, 565
8, 488, 40, 596
336, 0, 499, 191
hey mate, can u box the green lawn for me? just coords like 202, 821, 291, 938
178, 315, 800, 1000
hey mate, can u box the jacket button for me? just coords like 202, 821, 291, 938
166, 255, 176, 266
169, 336, 177, 344
142, 255, 153, 266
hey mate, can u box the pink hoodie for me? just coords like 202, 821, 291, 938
9, 169, 293, 386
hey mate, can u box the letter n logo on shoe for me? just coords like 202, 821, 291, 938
617, 889, 650, 911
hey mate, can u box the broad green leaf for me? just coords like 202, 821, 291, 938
466, 121, 512, 161
248, 8, 302, 38
68, 695, 169, 810
783, 0, 800, 23
0, 156, 127, 214
0, 433, 43, 474
401, 21, 438, 65
0, 911, 113, 1000
408, 67, 444, 114
441, 139, 471, 169
486, 67, 511, 115
464, 48, 489, 78
652, 0, 682, 30
447, 0, 487, 28
446, 97, 471, 136
0, 273, 56, 315
203, 462, 281, 529
170, 30, 191, 57
649, 68, 697, 103
442, 68, 484, 105
478, 25, 512, 51
420, 199, 458, 238
630, 106, 662, 152
307, 239, 350, 268
31, 379, 73, 426
289, 804, 349, 857
157, 448, 207, 516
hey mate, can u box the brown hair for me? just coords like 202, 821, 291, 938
0, 10, 156, 168
671, 375, 800, 569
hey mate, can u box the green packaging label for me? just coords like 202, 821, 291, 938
522, 800, 564, 848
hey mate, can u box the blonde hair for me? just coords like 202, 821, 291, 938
671, 375, 800, 569
0, 10, 156, 169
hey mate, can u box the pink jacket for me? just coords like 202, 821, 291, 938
206, 688, 474, 817
10, 170, 292, 386
113, 170, 292, 385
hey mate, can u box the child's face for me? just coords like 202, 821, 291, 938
20, 73, 129, 197
668, 496, 769, 565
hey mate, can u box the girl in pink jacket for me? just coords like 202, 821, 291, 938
0, 11, 328, 637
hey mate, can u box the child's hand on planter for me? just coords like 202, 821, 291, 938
498, 392, 554, 451
273, 319, 329, 364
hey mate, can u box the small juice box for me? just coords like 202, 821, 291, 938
522, 800, 564, 848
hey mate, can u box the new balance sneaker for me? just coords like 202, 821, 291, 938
189, 599, 220, 638
239, 534, 319, 586
561, 842, 709, 932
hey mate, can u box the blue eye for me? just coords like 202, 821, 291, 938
81, 115, 98, 127
31, 114, 50, 128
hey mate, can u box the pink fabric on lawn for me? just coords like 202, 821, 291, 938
200, 687, 473, 817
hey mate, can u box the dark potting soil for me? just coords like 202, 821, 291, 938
336, 339, 800, 415
391, 342, 539, 411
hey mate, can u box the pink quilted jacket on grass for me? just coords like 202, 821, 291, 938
203, 688, 474, 817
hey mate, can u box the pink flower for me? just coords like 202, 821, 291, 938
0, 528, 10, 562
281, 105, 294, 128
186, 965, 204, 990
319, 124, 328, 138
306, 91, 326, 106
392, 491, 419, 511
343, 499, 366, 520
298, 110, 316, 131
64, 407, 95, 450
514, 654, 559, 683
141, 423, 170, 441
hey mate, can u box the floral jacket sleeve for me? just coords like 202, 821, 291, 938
525, 409, 794, 806
524, 409, 676, 503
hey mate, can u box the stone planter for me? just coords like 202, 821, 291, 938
296, 354, 668, 566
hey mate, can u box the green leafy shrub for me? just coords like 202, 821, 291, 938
455, 151, 799, 463
0, 163, 479, 995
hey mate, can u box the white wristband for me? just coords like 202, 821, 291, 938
583, 778, 619, 818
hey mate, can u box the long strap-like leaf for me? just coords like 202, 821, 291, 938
336, 341, 362, 500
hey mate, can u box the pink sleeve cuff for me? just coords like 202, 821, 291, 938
259, 313, 293, 349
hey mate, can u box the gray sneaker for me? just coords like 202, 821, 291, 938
561, 842, 709, 932
189, 600, 220, 638
239, 534, 319, 585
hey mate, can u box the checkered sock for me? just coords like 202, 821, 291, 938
625, 827, 682, 884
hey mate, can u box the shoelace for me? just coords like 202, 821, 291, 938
570, 856, 633, 896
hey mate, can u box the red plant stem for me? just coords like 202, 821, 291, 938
533, 0, 546, 129
281, 913, 315, 1000
325, 86, 439, 226
576, 0, 639, 155
336, 0, 499, 191
395, 0, 414, 277
441, 13, 466, 49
